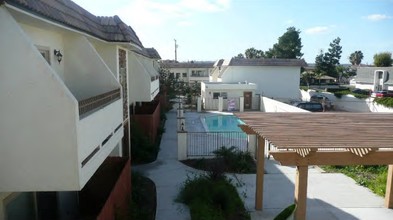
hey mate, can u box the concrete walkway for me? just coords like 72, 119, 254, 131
135, 109, 393, 220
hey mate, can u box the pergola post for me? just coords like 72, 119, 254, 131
294, 166, 308, 220
255, 136, 265, 210
385, 165, 393, 208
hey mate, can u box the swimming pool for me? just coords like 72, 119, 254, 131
202, 115, 245, 132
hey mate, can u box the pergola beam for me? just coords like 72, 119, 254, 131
270, 151, 393, 166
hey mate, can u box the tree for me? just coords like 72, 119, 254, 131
233, 53, 244, 59
265, 27, 303, 59
373, 52, 393, 67
244, 47, 264, 58
314, 37, 343, 78
349, 50, 364, 66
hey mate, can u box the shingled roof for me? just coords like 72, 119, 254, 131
161, 61, 215, 68
144, 48, 161, 59
228, 58, 307, 67
3, 0, 143, 47
354, 67, 393, 84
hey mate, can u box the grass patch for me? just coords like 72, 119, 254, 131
181, 146, 256, 174
177, 173, 250, 220
374, 97, 393, 108
322, 165, 387, 196
129, 172, 156, 220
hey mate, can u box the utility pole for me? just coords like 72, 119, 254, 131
174, 39, 178, 62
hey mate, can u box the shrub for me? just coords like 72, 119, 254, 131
177, 174, 250, 220
131, 122, 159, 164
374, 97, 393, 108
213, 146, 256, 173
130, 172, 156, 220
274, 204, 296, 220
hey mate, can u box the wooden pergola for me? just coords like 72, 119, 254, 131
235, 112, 393, 220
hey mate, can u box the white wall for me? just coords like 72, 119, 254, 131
78, 99, 123, 187
262, 97, 309, 112
90, 39, 118, 79
64, 34, 119, 100
221, 66, 301, 99
19, 23, 65, 80
0, 8, 80, 191
300, 90, 393, 112
128, 52, 151, 103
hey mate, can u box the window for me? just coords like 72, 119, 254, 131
176, 73, 180, 79
191, 70, 205, 77
212, 92, 227, 99
182, 72, 187, 77
36, 46, 50, 64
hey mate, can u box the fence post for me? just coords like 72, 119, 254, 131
177, 131, 188, 160
197, 96, 202, 112
218, 97, 223, 112
248, 134, 257, 158
177, 117, 186, 131
240, 97, 244, 112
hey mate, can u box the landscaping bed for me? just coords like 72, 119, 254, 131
129, 172, 156, 220
181, 146, 256, 174
177, 173, 250, 220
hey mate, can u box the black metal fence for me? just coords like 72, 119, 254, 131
187, 132, 248, 157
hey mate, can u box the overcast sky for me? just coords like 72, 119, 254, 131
72, 0, 393, 64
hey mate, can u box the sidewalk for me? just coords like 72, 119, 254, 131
135, 109, 393, 220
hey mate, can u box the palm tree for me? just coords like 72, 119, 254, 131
349, 51, 364, 66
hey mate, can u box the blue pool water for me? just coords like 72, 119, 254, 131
203, 115, 245, 132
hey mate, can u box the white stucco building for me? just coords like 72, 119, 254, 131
351, 67, 393, 91
210, 58, 307, 101
161, 60, 215, 84
0, 0, 160, 219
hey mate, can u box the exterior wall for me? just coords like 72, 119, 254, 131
0, 7, 80, 191
63, 34, 119, 100
168, 67, 211, 83
90, 40, 118, 79
300, 89, 393, 112
262, 97, 309, 112
128, 52, 152, 103
221, 66, 301, 99
78, 99, 124, 187
19, 23, 65, 80
0, 7, 124, 191
97, 158, 131, 220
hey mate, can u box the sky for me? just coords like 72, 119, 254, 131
72, 0, 393, 64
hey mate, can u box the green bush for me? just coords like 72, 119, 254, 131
274, 204, 296, 220
374, 97, 393, 108
177, 174, 250, 220
131, 122, 159, 164
130, 172, 156, 220
332, 90, 369, 99
213, 146, 256, 173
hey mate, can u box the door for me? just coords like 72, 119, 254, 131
244, 92, 252, 109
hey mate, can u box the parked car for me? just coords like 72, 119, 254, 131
310, 94, 333, 110
293, 102, 323, 112
371, 90, 393, 98
352, 88, 371, 96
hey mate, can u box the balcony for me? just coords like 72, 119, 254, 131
79, 89, 121, 117
0, 15, 124, 191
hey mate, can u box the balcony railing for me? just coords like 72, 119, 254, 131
79, 89, 121, 117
